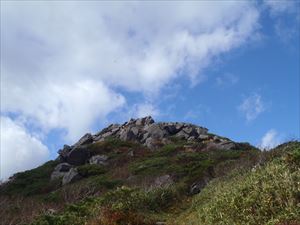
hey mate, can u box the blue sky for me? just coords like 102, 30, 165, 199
1, 1, 299, 180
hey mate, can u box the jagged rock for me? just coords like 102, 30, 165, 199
163, 124, 178, 135
51, 163, 71, 180
62, 168, 81, 185
198, 134, 209, 140
182, 126, 198, 137
175, 130, 190, 139
67, 146, 90, 166
73, 133, 93, 147
135, 116, 154, 126
58, 145, 72, 161
89, 155, 108, 165
145, 124, 167, 139
119, 128, 136, 141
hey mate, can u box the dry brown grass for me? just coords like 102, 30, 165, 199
0, 195, 63, 225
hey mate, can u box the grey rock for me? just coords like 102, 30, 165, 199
58, 145, 72, 161
135, 116, 155, 126
131, 127, 139, 136
62, 168, 81, 185
67, 146, 90, 166
145, 124, 167, 139
175, 130, 190, 139
182, 126, 198, 137
89, 155, 108, 165
73, 133, 93, 147
163, 124, 178, 135
51, 163, 71, 180
119, 128, 136, 141
195, 127, 208, 135
198, 134, 209, 140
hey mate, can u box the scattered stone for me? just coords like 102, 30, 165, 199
89, 155, 108, 165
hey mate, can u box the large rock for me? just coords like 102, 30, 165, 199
89, 155, 108, 165
73, 133, 93, 147
58, 145, 72, 161
62, 168, 82, 185
67, 146, 90, 166
144, 124, 167, 140
135, 116, 154, 126
51, 163, 71, 180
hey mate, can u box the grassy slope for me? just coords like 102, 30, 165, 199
1, 140, 299, 225
172, 142, 300, 225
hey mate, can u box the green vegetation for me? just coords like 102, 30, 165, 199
173, 142, 300, 225
88, 138, 139, 156
1, 139, 299, 225
0, 160, 59, 196
77, 164, 107, 177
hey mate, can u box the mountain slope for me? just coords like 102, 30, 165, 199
0, 117, 298, 225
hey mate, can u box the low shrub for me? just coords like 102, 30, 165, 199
77, 164, 107, 177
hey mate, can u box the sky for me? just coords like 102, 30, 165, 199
1, 0, 299, 180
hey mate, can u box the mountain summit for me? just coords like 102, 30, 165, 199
1, 117, 299, 225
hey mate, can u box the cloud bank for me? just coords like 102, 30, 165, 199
1, 2, 261, 178
0, 116, 50, 180
259, 129, 282, 150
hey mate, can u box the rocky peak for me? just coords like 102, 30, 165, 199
54, 116, 245, 185
89, 116, 209, 148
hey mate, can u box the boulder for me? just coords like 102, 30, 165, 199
51, 163, 71, 180
89, 155, 108, 165
182, 126, 198, 137
135, 116, 155, 126
163, 124, 178, 135
175, 130, 190, 139
145, 124, 167, 139
119, 128, 136, 141
62, 168, 82, 185
198, 134, 209, 140
67, 146, 90, 166
73, 133, 93, 147
58, 145, 72, 161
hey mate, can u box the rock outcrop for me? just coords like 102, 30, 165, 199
54, 116, 240, 185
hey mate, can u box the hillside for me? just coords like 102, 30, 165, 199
0, 117, 299, 225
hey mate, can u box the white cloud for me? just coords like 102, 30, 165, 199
1, 2, 260, 141
2, 80, 125, 141
259, 129, 282, 150
0, 116, 50, 180
238, 94, 266, 121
